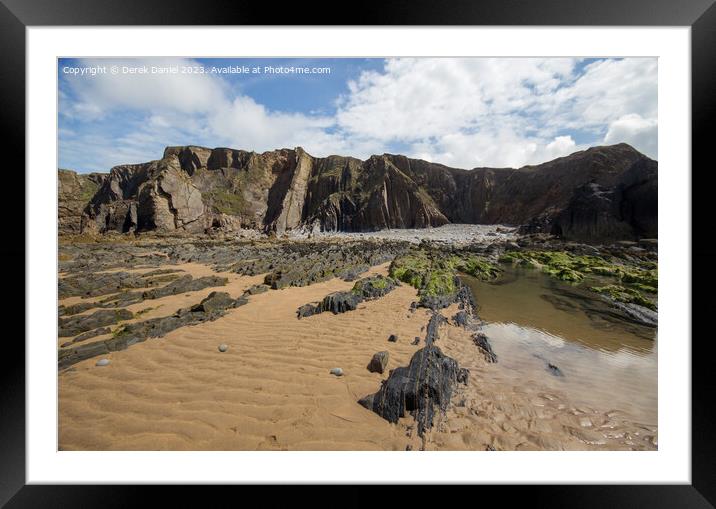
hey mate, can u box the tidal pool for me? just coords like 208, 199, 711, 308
463, 265, 657, 425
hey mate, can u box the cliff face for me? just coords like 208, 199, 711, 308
58, 169, 107, 234
58, 143, 658, 242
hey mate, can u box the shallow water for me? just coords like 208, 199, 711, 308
463, 266, 657, 425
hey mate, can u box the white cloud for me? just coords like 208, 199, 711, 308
410, 132, 581, 169
209, 95, 334, 152
545, 135, 577, 158
60, 57, 657, 172
604, 113, 658, 159
333, 57, 656, 168
336, 58, 579, 143
550, 58, 657, 130
61, 58, 228, 120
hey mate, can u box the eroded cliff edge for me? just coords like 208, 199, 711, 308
58, 143, 657, 242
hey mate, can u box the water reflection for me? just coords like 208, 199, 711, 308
463, 266, 657, 424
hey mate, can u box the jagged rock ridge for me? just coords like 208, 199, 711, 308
58, 143, 658, 242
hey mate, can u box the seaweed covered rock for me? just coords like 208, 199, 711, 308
351, 275, 397, 300
358, 345, 469, 436
500, 249, 658, 314
296, 275, 397, 318
389, 249, 494, 310
259, 241, 407, 290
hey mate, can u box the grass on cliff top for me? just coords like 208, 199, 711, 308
499, 249, 658, 309
389, 250, 500, 297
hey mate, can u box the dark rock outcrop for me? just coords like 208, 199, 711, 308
296, 275, 397, 318
472, 332, 498, 363
424, 313, 447, 346
58, 293, 247, 369
367, 351, 390, 374
59, 271, 141, 298
318, 292, 361, 314
359, 309, 468, 435
59, 143, 657, 242
60, 327, 111, 347
358, 345, 468, 436
190, 291, 242, 314
541, 157, 659, 242
296, 303, 321, 319
142, 275, 228, 300
58, 309, 133, 337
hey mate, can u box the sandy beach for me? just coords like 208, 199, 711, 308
59, 253, 657, 451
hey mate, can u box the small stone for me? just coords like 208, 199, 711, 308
547, 363, 564, 377
218, 344, 228, 352
330, 367, 343, 377
367, 351, 389, 374
388, 334, 398, 342
411, 337, 420, 345
95, 358, 110, 367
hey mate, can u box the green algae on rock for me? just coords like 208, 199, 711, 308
499, 249, 658, 311
590, 284, 657, 311
297, 275, 398, 318
389, 249, 500, 307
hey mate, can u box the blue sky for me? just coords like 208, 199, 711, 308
58, 57, 657, 173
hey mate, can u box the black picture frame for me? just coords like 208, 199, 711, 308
3, 0, 714, 505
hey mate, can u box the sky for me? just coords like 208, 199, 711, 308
58, 57, 657, 173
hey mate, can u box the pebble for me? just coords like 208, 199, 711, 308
579, 417, 593, 428
218, 344, 229, 352
388, 334, 398, 342
330, 368, 344, 377
95, 358, 111, 367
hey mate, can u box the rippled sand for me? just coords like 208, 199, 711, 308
58, 262, 657, 451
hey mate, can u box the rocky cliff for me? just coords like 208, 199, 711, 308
58, 169, 107, 234
58, 143, 658, 242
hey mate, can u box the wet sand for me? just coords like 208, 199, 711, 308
59, 261, 657, 451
